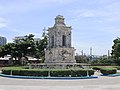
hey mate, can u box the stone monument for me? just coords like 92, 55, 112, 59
44, 15, 76, 68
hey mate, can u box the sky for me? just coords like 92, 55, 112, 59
0, 0, 120, 56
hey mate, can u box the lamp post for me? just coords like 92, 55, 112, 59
48, 68, 51, 77
10, 70, 12, 76
87, 47, 92, 77
86, 64, 89, 77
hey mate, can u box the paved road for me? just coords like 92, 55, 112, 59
0, 76, 120, 90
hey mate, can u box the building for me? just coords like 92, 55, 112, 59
0, 36, 7, 46
14, 36, 40, 43
34, 38, 41, 43
14, 36, 25, 40
44, 15, 76, 68
0, 55, 41, 66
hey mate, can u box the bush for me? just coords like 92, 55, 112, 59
50, 69, 71, 77
91, 66, 102, 70
2, 69, 48, 76
100, 68, 117, 75
50, 69, 94, 77
2, 68, 95, 77
21, 66, 29, 69
112, 66, 120, 70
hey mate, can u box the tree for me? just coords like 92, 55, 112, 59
111, 38, 120, 57
90, 56, 114, 65
111, 37, 120, 65
0, 43, 18, 65
13, 34, 37, 65
0, 46, 7, 58
75, 54, 89, 63
0, 34, 36, 65
35, 31, 48, 62
0, 32, 48, 65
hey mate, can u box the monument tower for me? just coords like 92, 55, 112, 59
45, 15, 76, 68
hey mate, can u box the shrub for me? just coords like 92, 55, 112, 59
2, 69, 11, 75
2, 68, 95, 77
91, 66, 102, 70
22, 66, 29, 69
50, 69, 71, 77
113, 66, 120, 70
2, 69, 49, 76
20, 69, 48, 76
100, 68, 117, 75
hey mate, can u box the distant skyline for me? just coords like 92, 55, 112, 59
0, 0, 120, 55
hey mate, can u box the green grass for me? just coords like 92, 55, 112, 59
117, 72, 120, 74
2, 66, 23, 70
90, 66, 120, 70
90, 66, 117, 68
112, 66, 120, 70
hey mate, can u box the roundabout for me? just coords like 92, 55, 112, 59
0, 75, 120, 90
0, 73, 98, 79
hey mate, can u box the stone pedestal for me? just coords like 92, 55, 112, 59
45, 47, 76, 64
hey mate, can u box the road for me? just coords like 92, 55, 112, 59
0, 76, 120, 90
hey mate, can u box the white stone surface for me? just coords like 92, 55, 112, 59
45, 47, 76, 64
45, 15, 76, 68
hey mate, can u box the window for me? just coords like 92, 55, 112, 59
62, 35, 66, 47
51, 36, 54, 48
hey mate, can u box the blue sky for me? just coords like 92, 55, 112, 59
0, 0, 120, 55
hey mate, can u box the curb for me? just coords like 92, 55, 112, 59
100, 74, 120, 77
108, 74, 120, 77
0, 74, 98, 80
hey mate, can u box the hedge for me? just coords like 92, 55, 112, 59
113, 66, 120, 70
91, 66, 120, 70
2, 69, 94, 77
100, 68, 117, 75
50, 69, 94, 77
91, 66, 102, 70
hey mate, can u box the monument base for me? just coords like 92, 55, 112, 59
29, 63, 90, 69
45, 47, 76, 66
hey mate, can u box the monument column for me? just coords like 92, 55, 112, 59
45, 15, 76, 68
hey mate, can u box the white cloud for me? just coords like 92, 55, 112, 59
6, 27, 28, 35
0, 0, 76, 15
49, 0, 76, 3
0, 17, 8, 28
97, 27, 120, 34
0, 17, 20, 32
77, 10, 108, 18
0, 17, 26, 35
67, 0, 120, 37
68, 0, 120, 21
0, 1, 45, 15
0, 23, 6, 28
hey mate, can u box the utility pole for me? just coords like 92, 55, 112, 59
42, 27, 46, 37
90, 47, 92, 56
107, 50, 110, 59
81, 50, 84, 63
81, 50, 83, 56
89, 47, 92, 62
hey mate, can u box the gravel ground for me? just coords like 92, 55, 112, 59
0, 76, 120, 90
